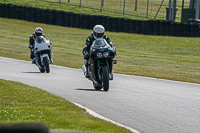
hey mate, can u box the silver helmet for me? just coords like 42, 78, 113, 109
35, 27, 43, 36
93, 25, 105, 39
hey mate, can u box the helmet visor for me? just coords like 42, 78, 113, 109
35, 33, 42, 36
94, 32, 104, 38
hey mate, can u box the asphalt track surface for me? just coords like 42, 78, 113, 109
1, 56, 200, 133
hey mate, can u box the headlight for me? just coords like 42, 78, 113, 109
103, 52, 108, 57
97, 53, 102, 58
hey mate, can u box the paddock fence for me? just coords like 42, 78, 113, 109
0, 3, 199, 37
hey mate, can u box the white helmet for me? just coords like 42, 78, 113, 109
35, 27, 43, 36
93, 25, 105, 39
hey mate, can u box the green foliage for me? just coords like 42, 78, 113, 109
0, 79, 131, 132
0, 18, 200, 84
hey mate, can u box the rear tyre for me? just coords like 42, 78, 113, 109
102, 66, 109, 91
43, 57, 50, 73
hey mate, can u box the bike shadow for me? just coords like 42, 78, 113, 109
23, 72, 41, 73
76, 88, 104, 92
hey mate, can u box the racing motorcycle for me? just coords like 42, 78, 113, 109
82, 39, 117, 91
34, 36, 52, 73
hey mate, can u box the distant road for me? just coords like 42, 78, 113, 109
1, 56, 200, 133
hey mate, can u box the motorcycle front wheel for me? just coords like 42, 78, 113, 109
43, 57, 50, 73
102, 66, 109, 91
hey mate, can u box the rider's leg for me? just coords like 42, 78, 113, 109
30, 50, 36, 64
84, 59, 90, 78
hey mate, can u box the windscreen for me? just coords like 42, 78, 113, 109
92, 39, 109, 49
35, 36, 47, 44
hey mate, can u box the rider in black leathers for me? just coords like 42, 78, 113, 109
82, 25, 116, 79
28, 27, 52, 64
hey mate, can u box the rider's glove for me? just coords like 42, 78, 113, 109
84, 52, 89, 59
112, 47, 116, 52
112, 47, 116, 55
28, 45, 33, 49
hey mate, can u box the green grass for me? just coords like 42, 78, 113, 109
0, 18, 200, 84
0, 0, 191, 22
0, 79, 131, 132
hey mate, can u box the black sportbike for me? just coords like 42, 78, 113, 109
82, 39, 117, 91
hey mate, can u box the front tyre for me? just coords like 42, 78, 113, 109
43, 57, 50, 73
102, 66, 109, 91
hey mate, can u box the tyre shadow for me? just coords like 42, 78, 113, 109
76, 88, 103, 92
23, 72, 41, 73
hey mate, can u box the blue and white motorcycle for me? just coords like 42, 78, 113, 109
34, 36, 52, 73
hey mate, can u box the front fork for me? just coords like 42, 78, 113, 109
35, 52, 50, 68
97, 60, 110, 81
40, 54, 50, 65
98, 59, 116, 80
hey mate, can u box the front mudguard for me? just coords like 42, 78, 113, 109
35, 53, 49, 69
40, 54, 50, 65
98, 65, 109, 82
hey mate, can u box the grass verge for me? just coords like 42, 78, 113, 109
0, 79, 131, 132
0, 18, 200, 84
0, 0, 186, 21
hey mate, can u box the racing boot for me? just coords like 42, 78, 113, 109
84, 60, 90, 78
50, 59, 53, 64
32, 58, 36, 64
84, 65, 90, 78
85, 71, 90, 78
82, 64, 90, 78
109, 73, 113, 80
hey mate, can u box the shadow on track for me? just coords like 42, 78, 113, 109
76, 88, 104, 92
23, 72, 41, 73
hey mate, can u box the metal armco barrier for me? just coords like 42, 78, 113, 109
0, 3, 199, 37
